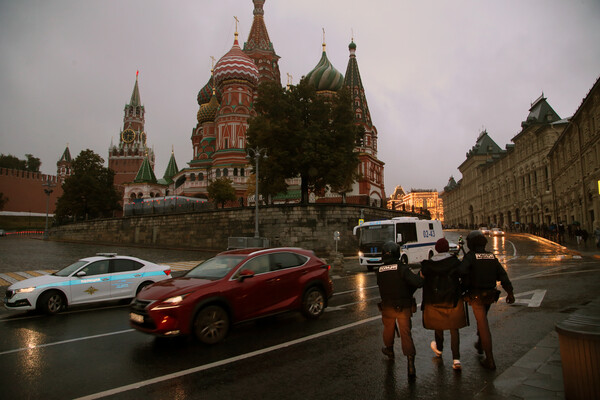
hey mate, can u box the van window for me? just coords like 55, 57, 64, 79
396, 223, 417, 243
429, 223, 434, 230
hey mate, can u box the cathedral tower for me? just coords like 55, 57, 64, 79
243, 0, 281, 85
344, 40, 385, 205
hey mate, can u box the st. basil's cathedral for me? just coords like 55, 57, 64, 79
110, 0, 385, 208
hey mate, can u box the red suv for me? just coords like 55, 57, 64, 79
130, 247, 333, 344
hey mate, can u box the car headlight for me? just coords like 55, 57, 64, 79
152, 293, 191, 310
358, 251, 364, 257
15, 287, 36, 294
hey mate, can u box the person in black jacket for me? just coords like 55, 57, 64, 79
459, 230, 515, 370
420, 238, 467, 371
376, 241, 424, 379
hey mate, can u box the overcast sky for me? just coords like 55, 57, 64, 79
1, 0, 599, 195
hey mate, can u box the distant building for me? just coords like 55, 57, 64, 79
441, 90, 581, 230
388, 185, 444, 221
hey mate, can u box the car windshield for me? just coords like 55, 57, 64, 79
186, 255, 245, 280
53, 260, 89, 277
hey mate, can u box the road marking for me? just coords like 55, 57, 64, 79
0, 329, 135, 356
73, 316, 382, 400
504, 289, 547, 307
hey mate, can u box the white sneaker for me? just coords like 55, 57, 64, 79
430, 341, 442, 357
453, 360, 462, 370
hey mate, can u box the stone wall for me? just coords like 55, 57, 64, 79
49, 204, 415, 256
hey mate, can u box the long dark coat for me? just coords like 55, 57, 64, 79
420, 253, 467, 330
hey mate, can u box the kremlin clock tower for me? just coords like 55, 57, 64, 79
108, 72, 155, 189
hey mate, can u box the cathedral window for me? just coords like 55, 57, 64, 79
199, 172, 204, 181
223, 168, 229, 177
190, 173, 196, 181
216, 169, 221, 178
234, 168, 238, 176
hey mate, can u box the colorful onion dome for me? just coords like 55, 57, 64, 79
214, 33, 259, 87
305, 44, 344, 92
197, 74, 222, 106
197, 90, 220, 124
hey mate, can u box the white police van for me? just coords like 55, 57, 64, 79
353, 217, 443, 270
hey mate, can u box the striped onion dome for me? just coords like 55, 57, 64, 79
197, 74, 222, 106
305, 45, 344, 92
197, 90, 220, 124
214, 33, 259, 87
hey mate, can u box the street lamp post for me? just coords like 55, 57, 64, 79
42, 181, 55, 239
247, 147, 267, 238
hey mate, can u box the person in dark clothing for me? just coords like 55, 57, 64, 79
459, 230, 515, 370
376, 241, 424, 379
420, 238, 467, 371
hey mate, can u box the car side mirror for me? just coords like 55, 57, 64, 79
76, 271, 87, 277
238, 269, 255, 282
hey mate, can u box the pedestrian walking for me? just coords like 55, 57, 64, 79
376, 241, 424, 379
576, 227, 583, 245
459, 230, 515, 370
420, 238, 468, 371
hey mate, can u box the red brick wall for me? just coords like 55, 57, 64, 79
0, 168, 63, 213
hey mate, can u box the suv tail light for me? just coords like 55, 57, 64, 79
164, 269, 171, 276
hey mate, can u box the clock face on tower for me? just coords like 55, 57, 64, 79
122, 129, 135, 143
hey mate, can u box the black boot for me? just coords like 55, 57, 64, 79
407, 355, 416, 378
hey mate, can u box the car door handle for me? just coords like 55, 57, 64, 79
134, 274, 142, 277
101, 278, 109, 281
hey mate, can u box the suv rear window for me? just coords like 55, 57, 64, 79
271, 252, 307, 270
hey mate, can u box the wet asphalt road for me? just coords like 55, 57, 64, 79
1, 233, 599, 399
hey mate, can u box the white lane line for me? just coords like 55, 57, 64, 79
74, 316, 382, 400
0, 329, 134, 356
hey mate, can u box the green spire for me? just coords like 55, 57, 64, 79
162, 149, 179, 184
133, 156, 157, 184
129, 71, 141, 106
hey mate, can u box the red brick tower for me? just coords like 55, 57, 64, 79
108, 72, 155, 189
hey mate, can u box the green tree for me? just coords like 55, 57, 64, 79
55, 149, 120, 221
207, 178, 237, 209
0, 154, 27, 170
25, 154, 41, 172
247, 79, 362, 204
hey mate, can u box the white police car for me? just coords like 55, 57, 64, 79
4, 253, 171, 314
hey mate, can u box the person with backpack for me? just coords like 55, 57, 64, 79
459, 230, 515, 370
420, 238, 467, 371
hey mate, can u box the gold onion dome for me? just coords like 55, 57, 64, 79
305, 44, 344, 92
197, 91, 220, 124
214, 33, 259, 88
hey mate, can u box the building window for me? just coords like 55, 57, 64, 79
199, 172, 204, 181
216, 169, 221, 178
234, 168, 238, 176
190, 173, 196, 181
223, 168, 229, 177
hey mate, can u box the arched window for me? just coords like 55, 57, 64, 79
241, 168, 245, 177
223, 168, 228, 177
190, 173, 196, 181
216, 169, 221, 178
199, 172, 204, 181
130, 193, 136, 200
234, 168, 238, 176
